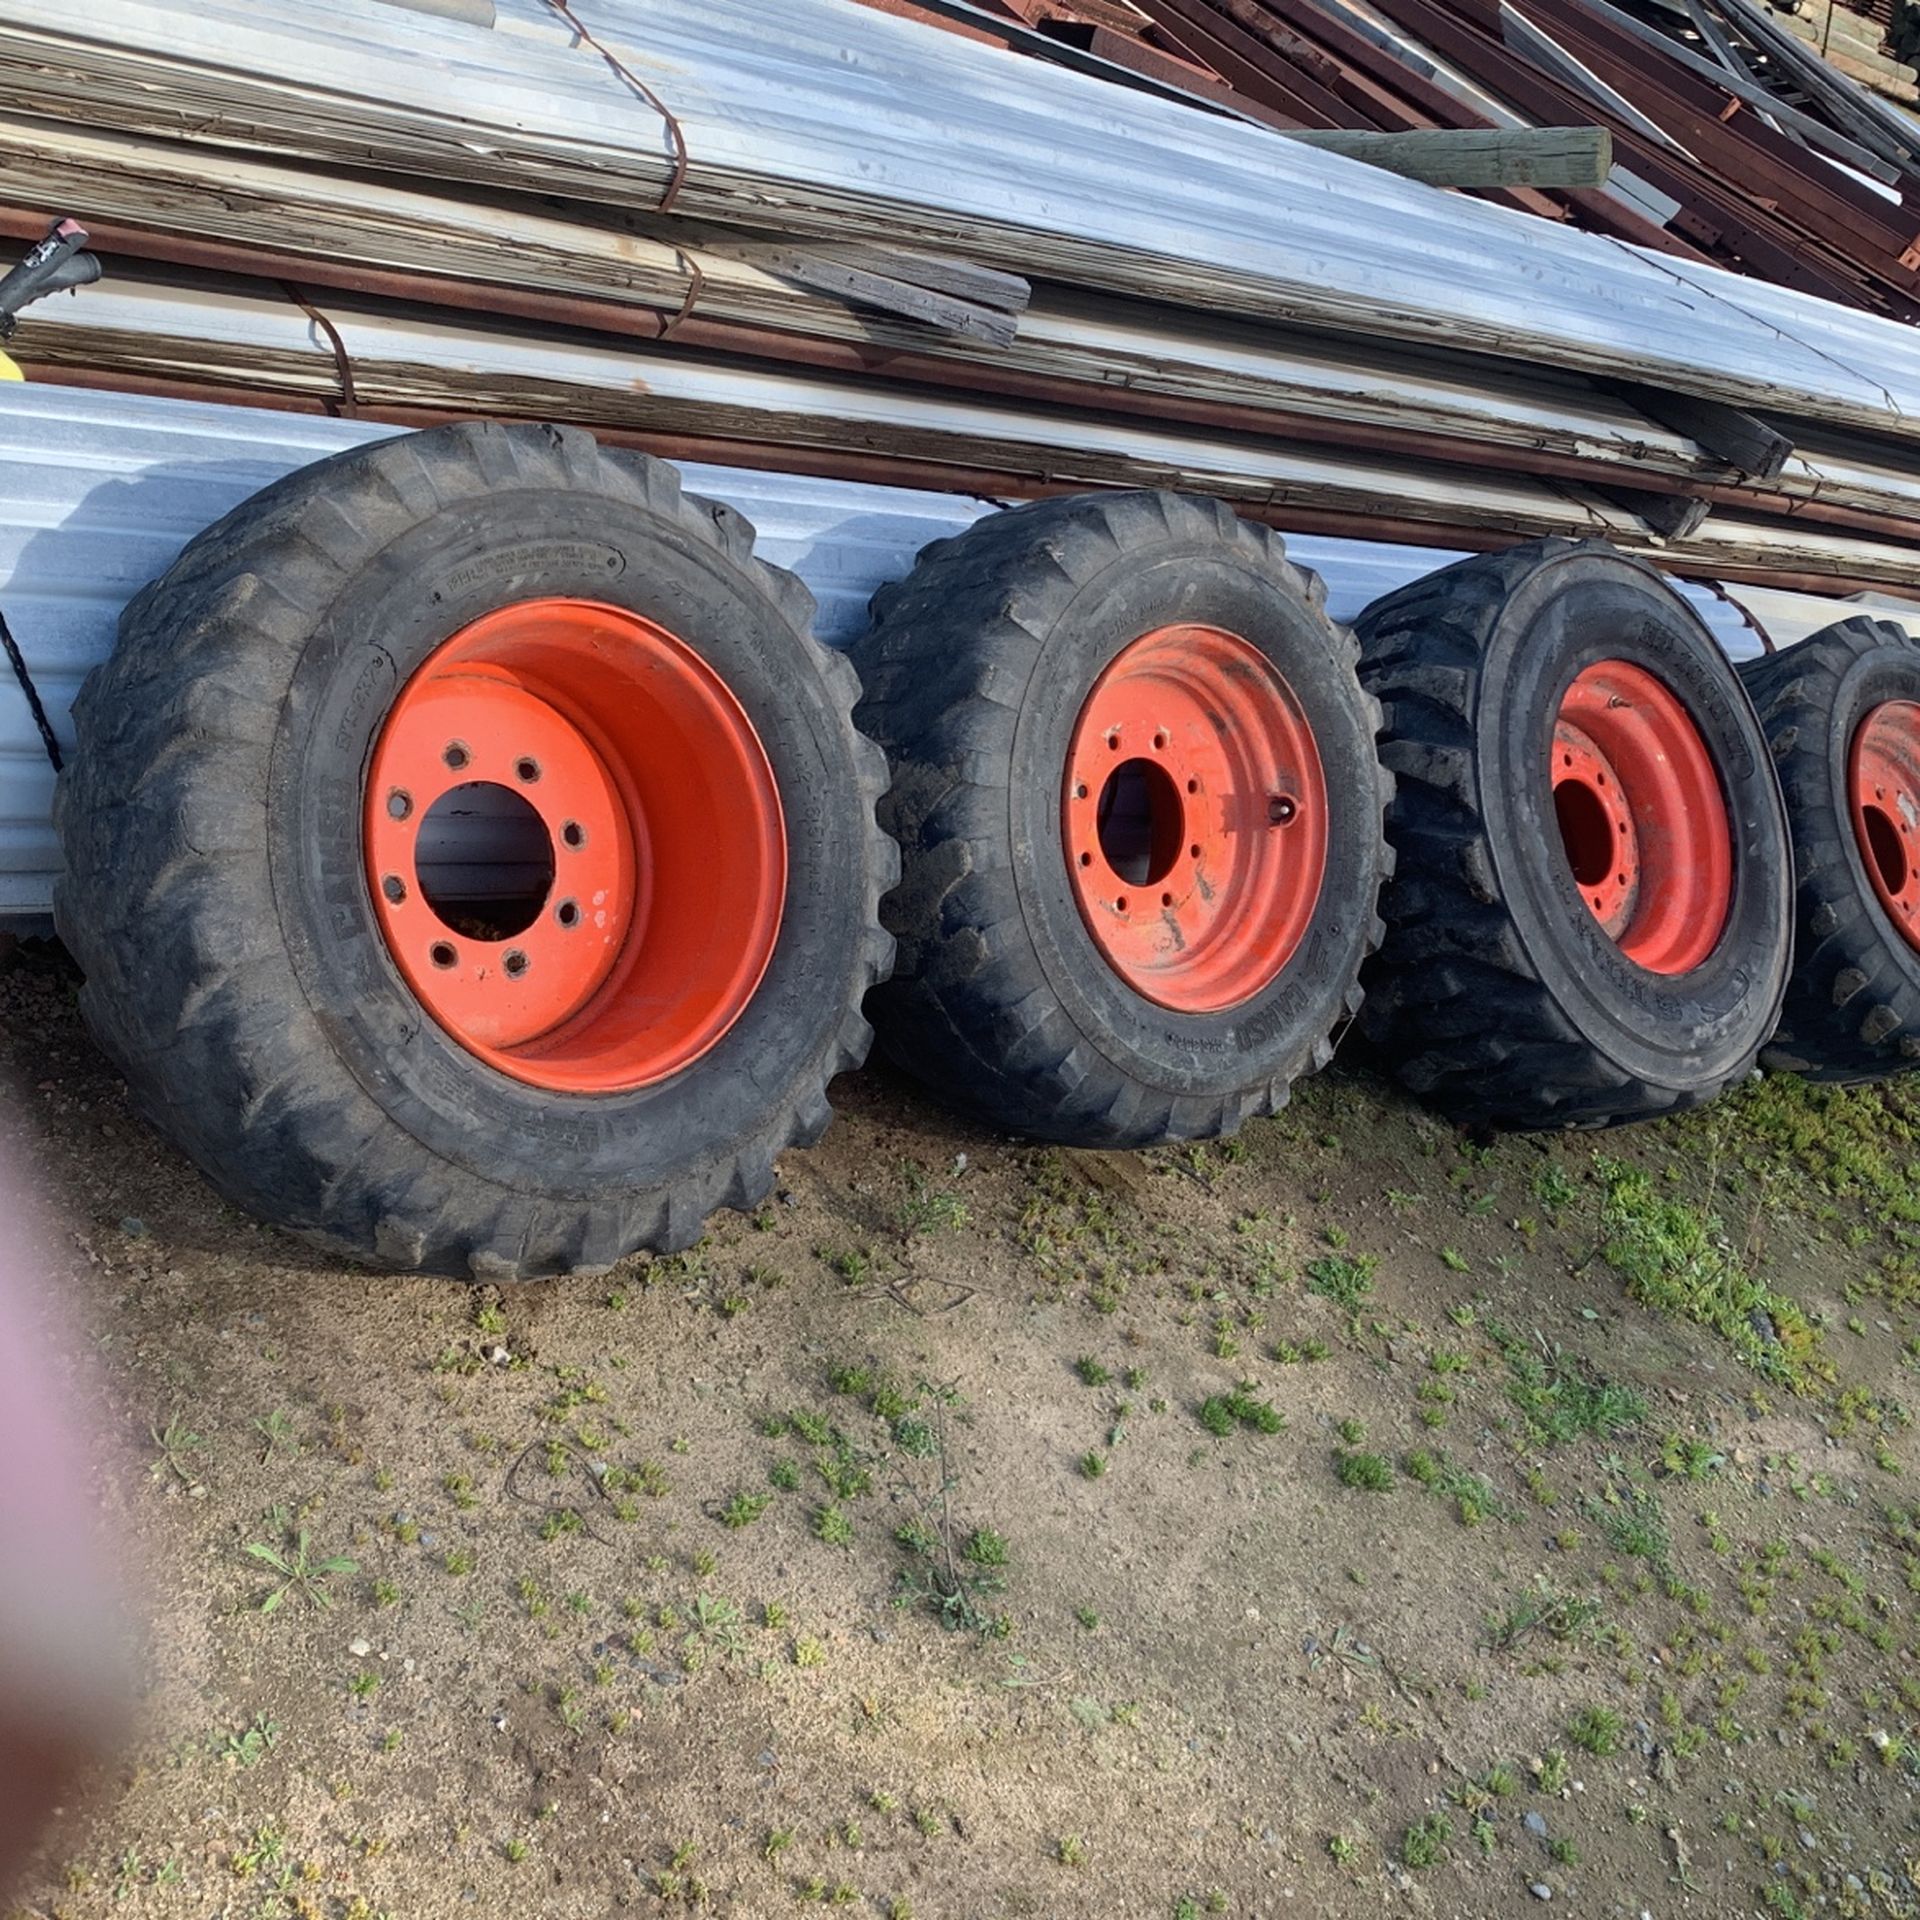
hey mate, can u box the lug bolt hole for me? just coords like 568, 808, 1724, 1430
515, 756, 541, 784
387, 789, 412, 821
1189, 842, 1201, 860
430, 941, 457, 970
504, 949, 529, 978
562, 821, 587, 850
381, 874, 406, 904
1116, 895, 1129, 912
1269, 794, 1297, 826
1153, 731, 1168, 749
557, 899, 580, 928
1161, 891, 1173, 907
1078, 851, 1093, 867
1074, 783, 1088, 800
443, 741, 470, 772
1186, 779, 1198, 794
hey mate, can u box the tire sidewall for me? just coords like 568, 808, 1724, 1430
1477, 554, 1790, 1087
1818, 644, 1920, 986
272, 486, 867, 1195
1004, 544, 1379, 1097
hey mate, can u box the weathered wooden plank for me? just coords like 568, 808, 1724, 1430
1283, 123, 1614, 186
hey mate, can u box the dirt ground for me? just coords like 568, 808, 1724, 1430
2, 936, 1918, 1920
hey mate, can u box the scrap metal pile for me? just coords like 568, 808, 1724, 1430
925, 0, 1920, 317
3, 0, 1920, 598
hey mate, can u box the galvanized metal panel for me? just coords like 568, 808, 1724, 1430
0, 385, 1855, 929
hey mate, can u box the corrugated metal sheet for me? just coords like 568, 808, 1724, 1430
0, 385, 1861, 928
8, 0, 1920, 436
32, 274, 1920, 583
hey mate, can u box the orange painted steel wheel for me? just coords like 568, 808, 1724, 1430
1062, 624, 1328, 1013
365, 597, 786, 1093
1849, 700, 1920, 955
1551, 660, 1731, 976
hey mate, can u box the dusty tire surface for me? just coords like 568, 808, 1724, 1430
54, 421, 894, 1278
1357, 538, 1791, 1130
1738, 616, 1920, 1081
851, 490, 1390, 1148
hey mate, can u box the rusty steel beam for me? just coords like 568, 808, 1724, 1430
18, 212, 1920, 549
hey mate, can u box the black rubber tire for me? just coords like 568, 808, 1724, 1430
1356, 538, 1792, 1130
1737, 617, 1920, 1081
850, 490, 1390, 1147
53, 421, 894, 1278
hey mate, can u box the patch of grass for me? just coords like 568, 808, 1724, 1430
1306, 1253, 1378, 1314
1586, 1484, 1670, 1567
1565, 1705, 1624, 1756
1596, 1157, 1828, 1391
1491, 1324, 1645, 1442
813, 1503, 854, 1548
898, 1161, 968, 1237
1074, 1356, 1113, 1387
1481, 1578, 1603, 1654
1334, 1450, 1394, 1491
1196, 1383, 1286, 1437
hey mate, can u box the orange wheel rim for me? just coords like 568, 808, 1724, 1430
364, 598, 785, 1092
1850, 700, 1920, 953
1551, 660, 1729, 976
1062, 623, 1328, 1013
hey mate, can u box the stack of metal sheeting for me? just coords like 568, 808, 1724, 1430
2, 0, 1920, 433
20, 270, 1920, 589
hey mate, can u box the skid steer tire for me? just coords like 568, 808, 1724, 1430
1357, 538, 1791, 1130
1737, 617, 1920, 1081
851, 490, 1390, 1148
53, 421, 894, 1278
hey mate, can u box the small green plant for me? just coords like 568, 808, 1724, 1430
1400, 1812, 1451, 1869
719, 1490, 773, 1529
149, 1414, 206, 1492
813, 1503, 854, 1547
1074, 1356, 1113, 1387
218, 1712, 281, 1768
245, 1527, 357, 1613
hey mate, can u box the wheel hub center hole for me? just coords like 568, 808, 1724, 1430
1862, 802, 1908, 896
415, 780, 555, 941
1096, 757, 1185, 887
1554, 778, 1616, 890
